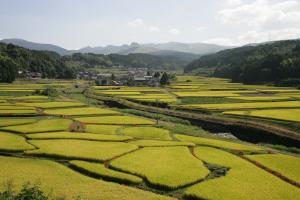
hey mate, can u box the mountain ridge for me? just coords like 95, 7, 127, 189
0, 38, 232, 56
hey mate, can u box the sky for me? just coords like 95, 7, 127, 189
0, 0, 300, 49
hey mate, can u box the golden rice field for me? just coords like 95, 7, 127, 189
0, 131, 35, 151
227, 96, 292, 101
246, 154, 300, 183
176, 134, 262, 151
0, 156, 172, 200
26, 132, 132, 142
128, 139, 194, 147
0, 109, 38, 115
69, 160, 143, 184
183, 101, 300, 110
224, 109, 300, 122
0, 79, 299, 199
0, 118, 37, 127
85, 124, 121, 134
17, 101, 86, 108
185, 147, 300, 200
44, 107, 120, 116
75, 116, 155, 125
122, 126, 172, 140
1, 118, 72, 133
110, 146, 210, 189
26, 139, 138, 161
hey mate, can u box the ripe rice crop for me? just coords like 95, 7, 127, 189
122, 127, 172, 140
246, 154, 300, 183
122, 95, 174, 99
26, 139, 138, 161
110, 146, 209, 189
227, 96, 291, 101
0, 109, 38, 115
185, 147, 300, 200
17, 101, 86, 108
223, 109, 300, 122
0, 118, 37, 127
0, 156, 173, 200
1, 119, 72, 133
75, 116, 155, 125
27, 132, 132, 141
172, 91, 241, 97
184, 101, 300, 110
85, 125, 121, 134
175, 134, 261, 151
97, 91, 142, 95
44, 107, 120, 116
0, 131, 34, 151
0, 105, 36, 110
128, 140, 194, 147
135, 98, 177, 103
69, 160, 143, 184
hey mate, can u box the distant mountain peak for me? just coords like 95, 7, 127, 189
0, 38, 233, 56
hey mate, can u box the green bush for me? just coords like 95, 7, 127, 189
0, 183, 49, 200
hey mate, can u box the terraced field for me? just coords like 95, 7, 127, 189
122, 126, 172, 140
0, 131, 35, 151
93, 86, 177, 103
184, 147, 300, 200
44, 107, 120, 116
224, 109, 300, 122
75, 116, 155, 125
110, 146, 210, 189
26, 139, 138, 161
0, 156, 172, 200
0, 80, 299, 200
182, 101, 300, 110
246, 154, 300, 183
1, 118, 72, 133
176, 134, 262, 151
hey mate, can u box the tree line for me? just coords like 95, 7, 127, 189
185, 40, 300, 86
0, 43, 186, 83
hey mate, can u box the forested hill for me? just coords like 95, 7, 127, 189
185, 40, 300, 85
63, 52, 199, 70
0, 43, 199, 82
0, 43, 74, 82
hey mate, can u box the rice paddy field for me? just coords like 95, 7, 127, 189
90, 75, 300, 127
0, 79, 300, 200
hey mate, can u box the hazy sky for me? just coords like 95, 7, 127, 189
0, 0, 300, 49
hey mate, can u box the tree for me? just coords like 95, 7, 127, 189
111, 73, 116, 81
154, 72, 160, 78
160, 72, 170, 85
0, 55, 17, 83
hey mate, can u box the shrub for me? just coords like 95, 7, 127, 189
0, 182, 48, 200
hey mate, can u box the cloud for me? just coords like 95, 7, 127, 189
203, 37, 235, 46
238, 28, 300, 44
224, 0, 242, 7
196, 26, 206, 32
149, 26, 160, 32
206, 28, 300, 46
169, 28, 180, 35
128, 18, 144, 27
217, 0, 300, 30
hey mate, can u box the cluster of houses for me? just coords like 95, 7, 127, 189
77, 68, 160, 86
17, 67, 162, 87
18, 70, 42, 79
